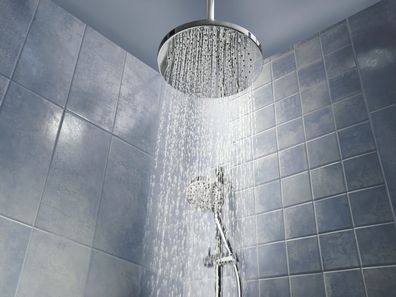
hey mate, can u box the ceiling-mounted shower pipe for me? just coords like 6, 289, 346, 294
207, 0, 215, 21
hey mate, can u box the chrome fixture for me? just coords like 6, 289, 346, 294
157, 0, 263, 98
186, 167, 242, 297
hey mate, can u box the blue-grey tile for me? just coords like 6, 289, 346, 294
257, 210, 284, 244
320, 230, 359, 270
364, 266, 396, 297
321, 21, 350, 55
281, 171, 312, 207
241, 216, 257, 247
68, 27, 125, 130
298, 61, 326, 90
36, 114, 111, 245
253, 128, 277, 158
255, 104, 275, 133
0, 0, 38, 77
344, 152, 384, 191
245, 280, 259, 297
15, 230, 90, 297
285, 203, 316, 239
277, 118, 305, 150
315, 195, 352, 233
279, 144, 308, 177
0, 75, 9, 105
350, 186, 393, 227
0, 83, 62, 224
258, 242, 288, 278
333, 94, 368, 129
254, 83, 273, 109
329, 69, 361, 102
236, 189, 255, 218
291, 274, 325, 297
287, 237, 321, 274
295, 36, 322, 67
274, 72, 298, 101
240, 247, 258, 279
311, 163, 346, 199
324, 270, 365, 297
84, 250, 141, 297
272, 52, 296, 79
275, 94, 302, 124
13, 0, 84, 105
254, 153, 279, 185
325, 46, 356, 79
0, 217, 31, 297
307, 133, 340, 168
259, 277, 290, 297
356, 223, 396, 266
300, 82, 331, 114
304, 106, 335, 140
254, 62, 272, 88
339, 122, 375, 158
233, 161, 255, 190
349, 1, 396, 111
255, 180, 282, 213
93, 138, 152, 265
371, 106, 396, 212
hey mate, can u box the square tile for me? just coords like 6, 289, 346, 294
254, 83, 273, 109
0, 75, 9, 105
68, 27, 125, 130
0, 217, 31, 297
344, 152, 384, 190
284, 203, 316, 239
287, 237, 321, 274
254, 62, 272, 88
279, 144, 308, 177
329, 69, 361, 102
315, 195, 352, 233
281, 171, 312, 207
253, 128, 277, 158
15, 230, 90, 297
298, 61, 326, 90
259, 277, 290, 297
320, 230, 359, 270
240, 247, 258, 279
257, 210, 285, 244
333, 94, 368, 129
324, 46, 356, 79
13, 0, 84, 105
235, 189, 255, 218
304, 106, 335, 140
277, 118, 305, 150
0, 0, 38, 77
321, 21, 350, 55
274, 72, 298, 101
307, 133, 340, 168
349, 186, 393, 227
311, 163, 346, 199
338, 122, 375, 158
85, 251, 141, 297
245, 281, 259, 297
290, 274, 325, 297
356, 223, 396, 266
272, 52, 296, 79
233, 161, 255, 190
295, 36, 322, 67
300, 82, 331, 114
364, 266, 396, 297
255, 180, 282, 213
254, 153, 279, 185
36, 114, 111, 245
241, 216, 257, 247
0, 83, 62, 224
258, 242, 288, 278
324, 270, 365, 297
275, 94, 302, 124
255, 104, 275, 133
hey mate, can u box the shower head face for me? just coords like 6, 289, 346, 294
158, 20, 263, 98
186, 176, 224, 212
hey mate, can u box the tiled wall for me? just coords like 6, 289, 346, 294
0, 0, 161, 296
237, 1, 396, 296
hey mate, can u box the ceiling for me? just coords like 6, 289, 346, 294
53, 0, 380, 71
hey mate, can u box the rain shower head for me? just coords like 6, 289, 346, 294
157, 0, 263, 98
186, 176, 224, 212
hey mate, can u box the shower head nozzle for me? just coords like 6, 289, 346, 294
186, 176, 224, 212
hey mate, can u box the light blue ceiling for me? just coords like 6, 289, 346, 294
52, 0, 380, 71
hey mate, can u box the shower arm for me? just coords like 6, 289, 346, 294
207, 0, 215, 20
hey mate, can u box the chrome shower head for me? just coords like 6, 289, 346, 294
186, 176, 224, 212
157, 0, 263, 98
